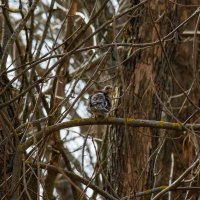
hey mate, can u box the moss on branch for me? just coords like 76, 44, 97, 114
20, 117, 200, 151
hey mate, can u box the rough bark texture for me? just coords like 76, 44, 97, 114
108, 1, 178, 198
160, 2, 200, 199
107, 1, 200, 199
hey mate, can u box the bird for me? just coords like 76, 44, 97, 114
88, 85, 112, 119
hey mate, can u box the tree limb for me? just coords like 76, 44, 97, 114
21, 117, 200, 151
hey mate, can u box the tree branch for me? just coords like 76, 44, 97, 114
29, 162, 118, 200
10, 146, 23, 200
152, 159, 199, 200
21, 117, 200, 151
0, 0, 39, 71
29, 161, 200, 200
121, 186, 200, 199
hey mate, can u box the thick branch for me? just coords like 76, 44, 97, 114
10, 146, 23, 200
21, 117, 199, 151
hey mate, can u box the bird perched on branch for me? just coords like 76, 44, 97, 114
89, 85, 112, 119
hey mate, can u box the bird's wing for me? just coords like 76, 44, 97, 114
89, 92, 109, 112
90, 92, 106, 106
104, 96, 112, 112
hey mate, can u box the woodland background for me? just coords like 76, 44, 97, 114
0, 0, 200, 199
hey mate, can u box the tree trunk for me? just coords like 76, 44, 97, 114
107, 1, 178, 198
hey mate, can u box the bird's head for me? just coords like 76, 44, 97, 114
103, 85, 112, 96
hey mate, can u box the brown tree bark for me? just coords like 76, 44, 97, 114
107, 1, 180, 198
